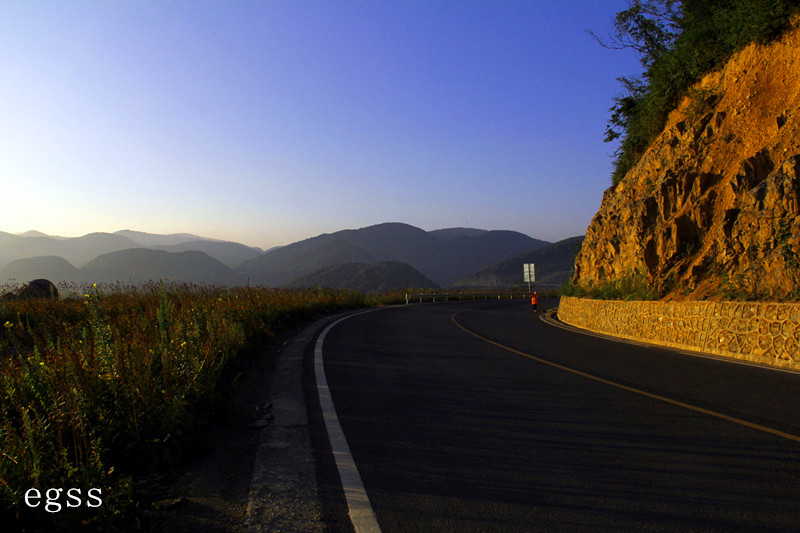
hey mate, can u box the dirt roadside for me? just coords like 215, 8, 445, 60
136, 313, 345, 532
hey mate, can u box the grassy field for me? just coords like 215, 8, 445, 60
0, 282, 409, 531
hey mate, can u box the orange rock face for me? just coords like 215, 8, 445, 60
574, 22, 800, 300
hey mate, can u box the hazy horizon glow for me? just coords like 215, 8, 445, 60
1, 1, 641, 249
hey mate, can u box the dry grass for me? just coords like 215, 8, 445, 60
0, 281, 379, 530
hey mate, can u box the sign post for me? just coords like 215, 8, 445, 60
523, 263, 535, 293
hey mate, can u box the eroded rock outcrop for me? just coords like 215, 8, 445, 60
574, 21, 800, 300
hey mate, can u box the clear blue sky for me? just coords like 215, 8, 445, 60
1, 1, 641, 249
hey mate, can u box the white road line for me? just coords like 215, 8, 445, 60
315, 309, 383, 533
453, 311, 800, 445
542, 308, 800, 375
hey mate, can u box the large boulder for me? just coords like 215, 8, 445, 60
15, 279, 60, 300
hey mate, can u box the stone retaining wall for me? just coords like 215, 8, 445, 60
558, 296, 800, 370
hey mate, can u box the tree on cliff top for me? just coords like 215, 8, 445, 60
601, 0, 800, 185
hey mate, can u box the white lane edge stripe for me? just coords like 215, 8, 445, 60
315, 309, 383, 533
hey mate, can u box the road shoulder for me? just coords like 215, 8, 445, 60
138, 310, 362, 532
244, 315, 330, 532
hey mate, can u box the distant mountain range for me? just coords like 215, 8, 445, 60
286, 262, 440, 292
1, 224, 583, 291
453, 236, 585, 289
0, 230, 262, 269
235, 222, 548, 287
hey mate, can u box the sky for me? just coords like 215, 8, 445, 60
0, 1, 642, 250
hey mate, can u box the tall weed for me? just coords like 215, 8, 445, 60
0, 283, 371, 530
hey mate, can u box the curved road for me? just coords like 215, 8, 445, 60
306, 299, 800, 532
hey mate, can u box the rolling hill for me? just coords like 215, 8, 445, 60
113, 230, 207, 247
1, 256, 81, 284
286, 261, 440, 292
236, 239, 374, 286
0, 249, 242, 286
151, 240, 263, 268
237, 222, 548, 287
453, 236, 585, 289
0, 231, 140, 268
80, 249, 242, 285
0, 230, 263, 273
428, 227, 488, 240
15, 230, 68, 240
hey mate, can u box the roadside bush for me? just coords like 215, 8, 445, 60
560, 269, 660, 301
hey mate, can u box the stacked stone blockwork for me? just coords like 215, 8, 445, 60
558, 297, 800, 370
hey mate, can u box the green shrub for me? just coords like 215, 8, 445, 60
604, 0, 800, 185
561, 269, 660, 300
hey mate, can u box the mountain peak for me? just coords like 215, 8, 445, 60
15, 230, 55, 238
428, 227, 489, 240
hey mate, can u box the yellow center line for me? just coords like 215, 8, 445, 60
451, 311, 800, 445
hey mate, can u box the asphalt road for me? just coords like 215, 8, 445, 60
307, 299, 800, 532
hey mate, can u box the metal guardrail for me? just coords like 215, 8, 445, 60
404, 292, 543, 304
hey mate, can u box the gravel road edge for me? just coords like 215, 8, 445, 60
245, 311, 361, 532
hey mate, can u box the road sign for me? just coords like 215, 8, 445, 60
523, 263, 535, 292
523, 263, 535, 283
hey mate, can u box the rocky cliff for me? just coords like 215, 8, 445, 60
573, 20, 800, 300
